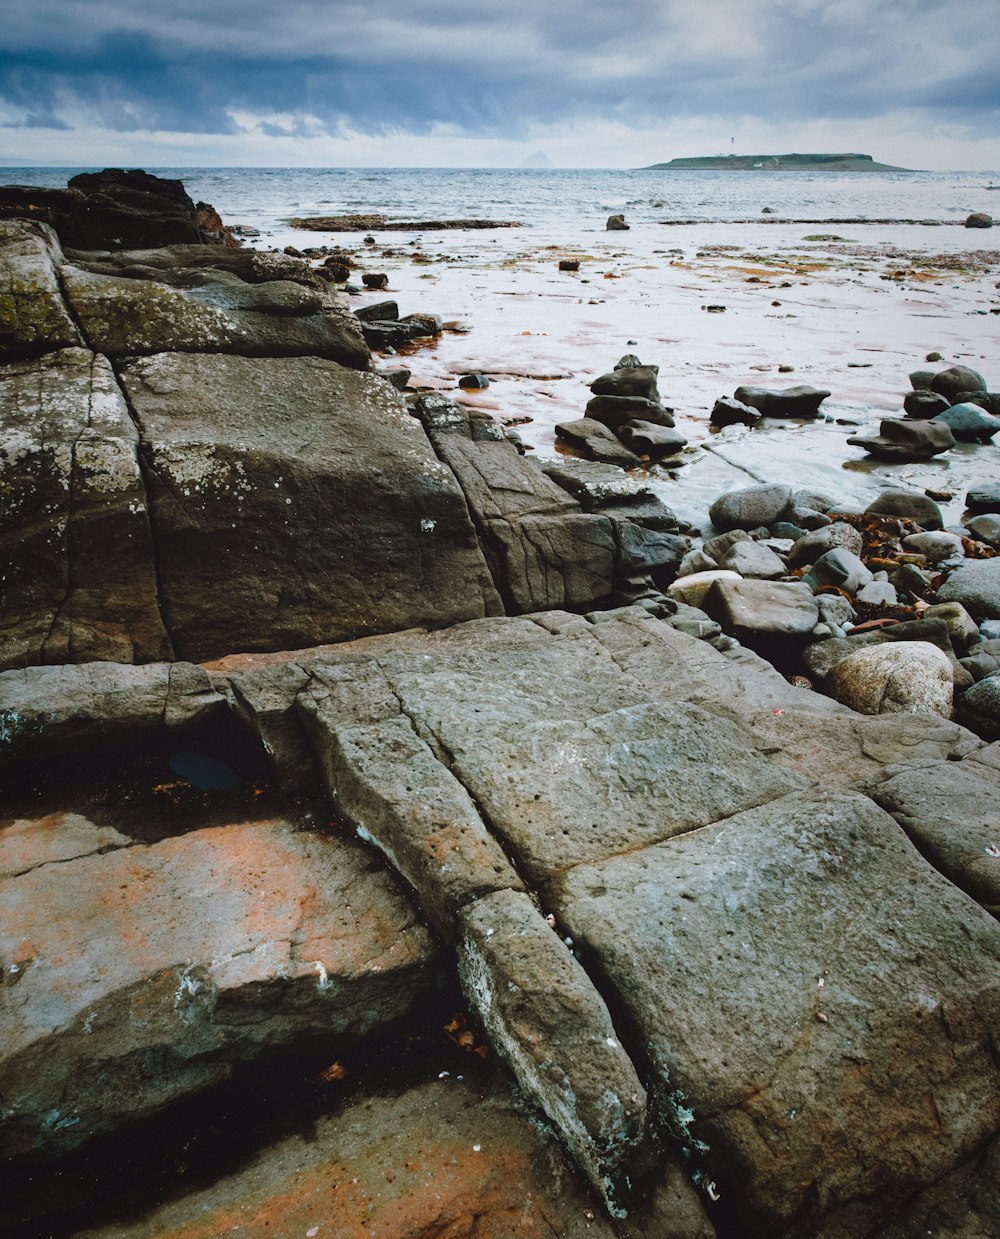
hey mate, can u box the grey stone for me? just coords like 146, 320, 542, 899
60, 263, 370, 369
902, 530, 965, 562
790, 488, 838, 514
787, 521, 864, 568
732, 384, 830, 418
865, 489, 944, 530
965, 513, 1000, 547
701, 577, 820, 645
965, 482, 1000, 515
554, 417, 642, 466
801, 547, 874, 594
826, 642, 954, 717
121, 357, 502, 661
702, 529, 750, 562
618, 419, 687, 457
718, 540, 786, 579
585, 395, 676, 432
0, 348, 172, 670
933, 401, 1000, 442
709, 396, 761, 428
848, 418, 956, 460
816, 592, 857, 630
936, 558, 1000, 621
610, 519, 690, 578
678, 548, 718, 576
903, 390, 951, 419
930, 364, 988, 402
867, 760, 1000, 912
589, 365, 659, 402
957, 672, 1000, 738
708, 482, 792, 532
458, 890, 647, 1212
921, 601, 980, 653
555, 788, 1000, 1237
0, 220, 82, 360
854, 580, 899, 607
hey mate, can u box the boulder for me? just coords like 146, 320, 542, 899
606, 214, 629, 230
958, 672, 1000, 738
0, 817, 439, 1160
864, 490, 944, 530
826, 642, 954, 717
787, 521, 864, 568
708, 482, 792, 531
121, 355, 502, 661
701, 578, 819, 649
903, 390, 951, 419
936, 558, 1000, 621
618, 419, 688, 457
589, 365, 660, 402
965, 513, 1000, 547
709, 396, 761, 428
932, 401, 1000, 442
929, 364, 988, 402
0, 220, 82, 360
732, 384, 830, 418
909, 368, 937, 390
668, 569, 742, 609
554, 788, 1000, 1236
585, 395, 676, 431
965, 482, 1000, 515
718, 540, 787, 579
554, 417, 642, 466
801, 547, 874, 594
0, 348, 172, 670
965, 212, 993, 228
609, 519, 690, 578
848, 418, 955, 460
901, 530, 965, 562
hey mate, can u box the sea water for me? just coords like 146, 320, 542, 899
1, 165, 998, 234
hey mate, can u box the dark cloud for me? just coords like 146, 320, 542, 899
0, 0, 998, 139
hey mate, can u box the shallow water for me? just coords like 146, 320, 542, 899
6, 166, 998, 523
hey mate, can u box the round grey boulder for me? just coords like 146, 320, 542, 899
932, 402, 1000, 443
935, 558, 1000, 621
929, 365, 988, 403
864, 490, 943, 531
708, 482, 792, 532
787, 521, 863, 569
826, 642, 954, 718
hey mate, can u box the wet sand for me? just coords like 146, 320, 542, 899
268, 216, 1000, 528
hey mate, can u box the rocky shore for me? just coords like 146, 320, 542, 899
1, 171, 998, 1239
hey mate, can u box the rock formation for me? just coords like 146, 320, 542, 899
1, 173, 998, 1239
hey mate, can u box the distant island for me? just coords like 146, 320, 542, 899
645, 153, 911, 172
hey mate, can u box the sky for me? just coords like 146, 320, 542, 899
1, 0, 998, 169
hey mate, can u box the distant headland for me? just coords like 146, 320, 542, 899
644, 152, 912, 172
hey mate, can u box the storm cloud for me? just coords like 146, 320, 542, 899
1, 0, 998, 164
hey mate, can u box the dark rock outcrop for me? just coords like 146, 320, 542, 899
0, 168, 234, 250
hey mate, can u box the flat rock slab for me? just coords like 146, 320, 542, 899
60, 264, 369, 369
867, 757, 1000, 912
120, 353, 501, 661
555, 788, 1000, 1237
0, 817, 438, 1160
0, 348, 171, 670
459, 889, 647, 1212
74, 1072, 696, 1239
0, 220, 82, 360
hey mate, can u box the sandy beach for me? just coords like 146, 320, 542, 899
260, 215, 1000, 529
